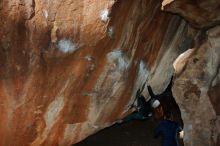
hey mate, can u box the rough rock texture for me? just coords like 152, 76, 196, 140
0, 0, 195, 145
173, 26, 220, 146
163, 1, 220, 146
0, 0, 219, 146
162, 0, 220, 28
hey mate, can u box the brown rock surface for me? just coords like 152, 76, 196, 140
0, 0, 219, 146
164, 1, 220, 146
173, 26, 220, 146
162, 0, 220, 28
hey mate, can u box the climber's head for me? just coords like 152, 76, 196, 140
151, 99, 160, 109
151, 99, 164, 120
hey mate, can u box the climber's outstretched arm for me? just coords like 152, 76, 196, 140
164, 76, 174, 93
147, 85, 155, 98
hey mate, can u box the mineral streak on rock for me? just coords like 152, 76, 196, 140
0, 0, 219, 146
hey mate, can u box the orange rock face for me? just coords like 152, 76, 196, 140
0, 0, 219, 146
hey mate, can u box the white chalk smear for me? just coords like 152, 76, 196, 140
58, 39, 78, 53
100, 9, 109, 23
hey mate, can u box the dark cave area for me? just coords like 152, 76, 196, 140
74, 119, 161, 146
74, 119, 184, 146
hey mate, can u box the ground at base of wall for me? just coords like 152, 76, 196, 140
74, 119, 184, 146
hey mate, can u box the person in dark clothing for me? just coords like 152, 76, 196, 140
118, 76, 183, 126
154, 118, 182, 146
155, 109, 183, 146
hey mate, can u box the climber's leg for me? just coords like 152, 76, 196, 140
137, 95, 146, 109
118, 111, 146, 124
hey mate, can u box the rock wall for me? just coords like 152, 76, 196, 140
164, 0, 220, 146
162, 0, 220, 28
173, 27, 220, 146
0, 0, 219, 146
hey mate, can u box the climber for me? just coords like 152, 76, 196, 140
117, 76, 183, 125
117, 94, 162, 124
116, 77, 152, 124
154, 110, 184, 146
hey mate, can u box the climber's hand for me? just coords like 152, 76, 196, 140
179, 130, 184, 139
